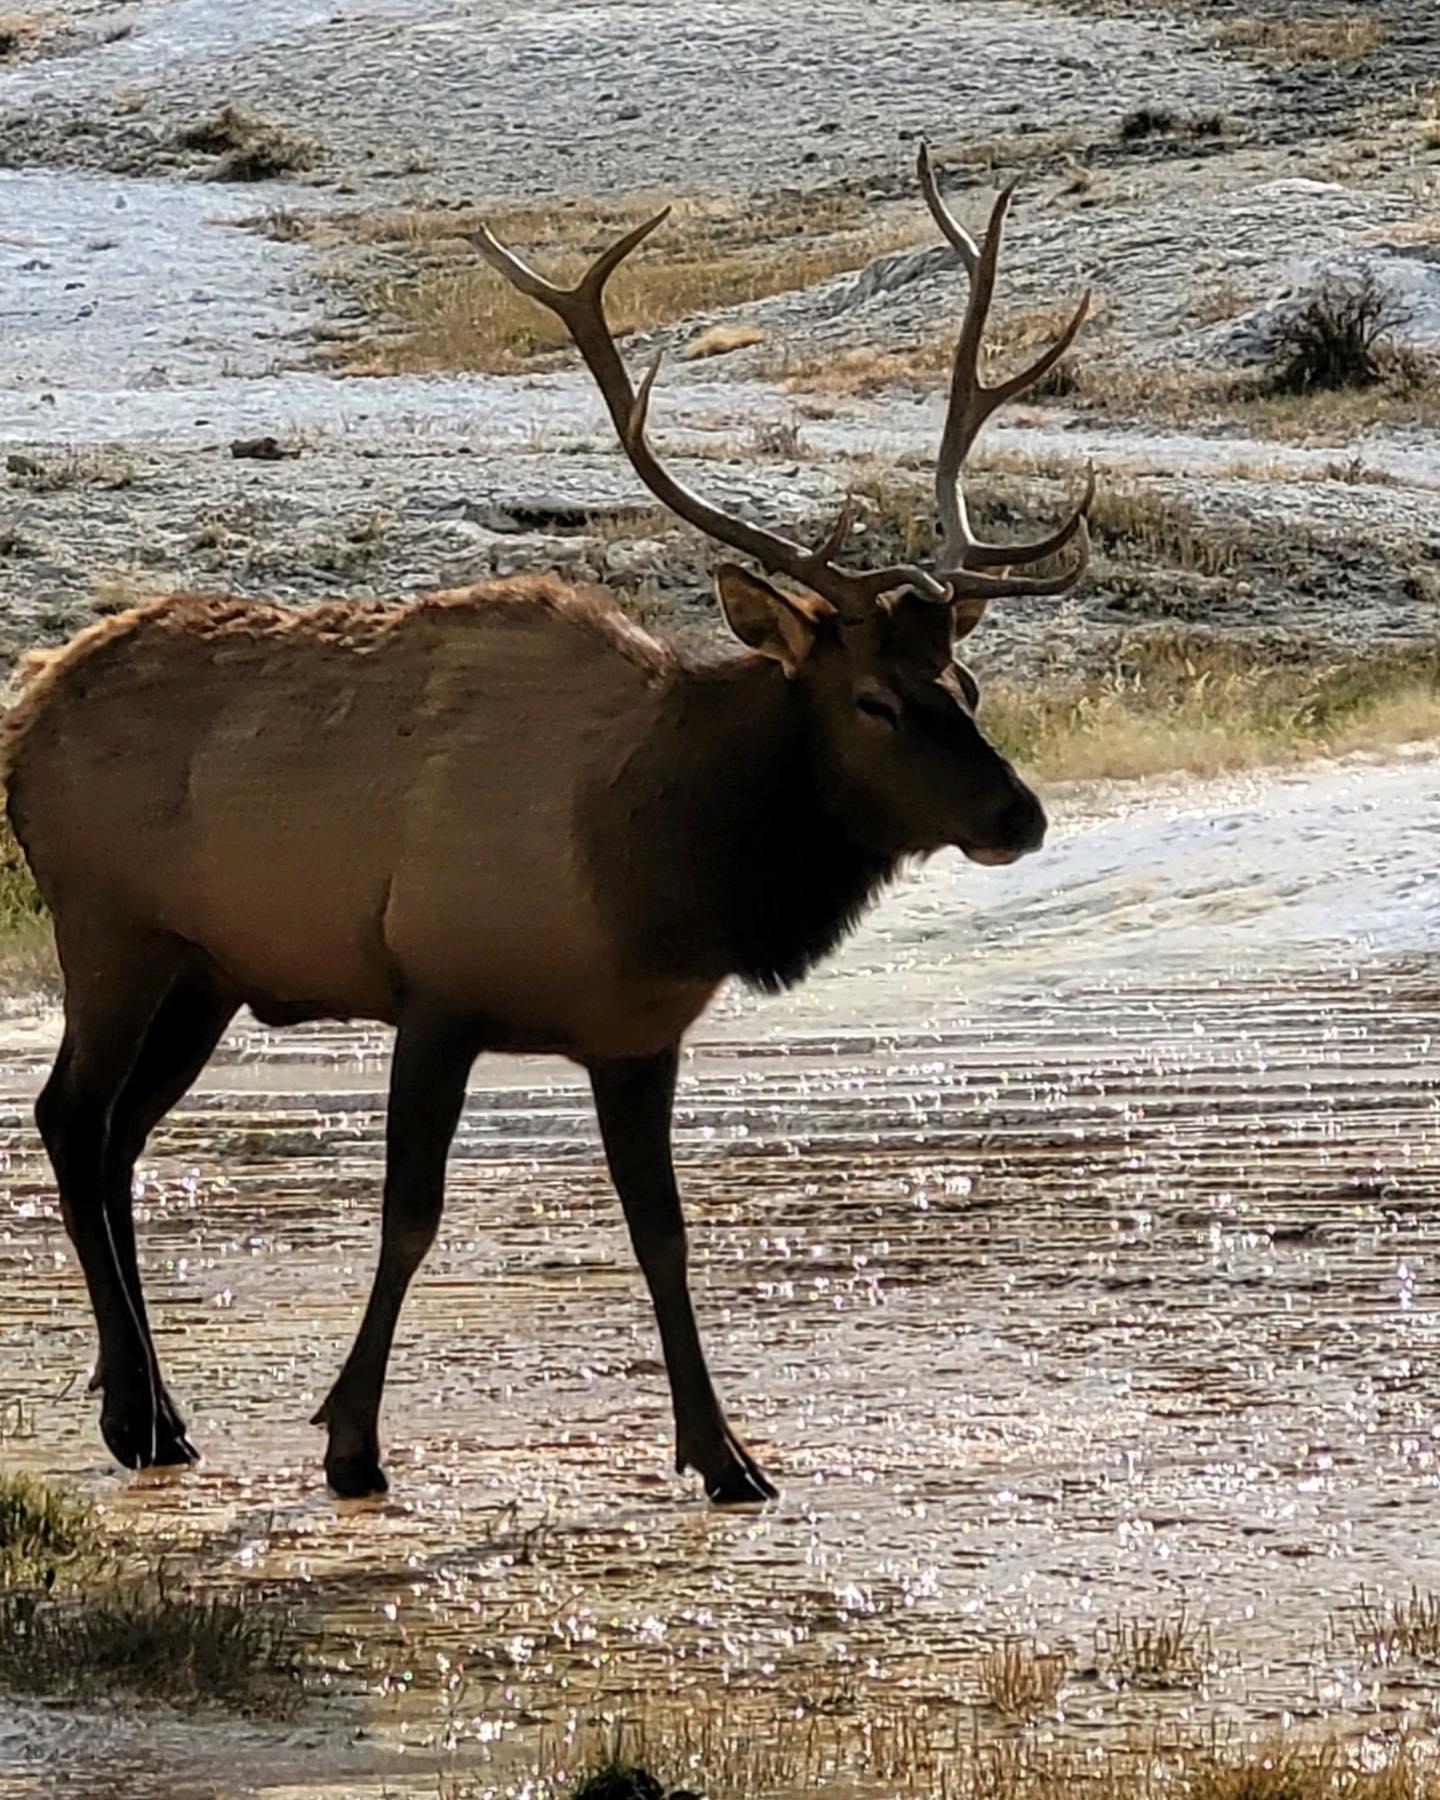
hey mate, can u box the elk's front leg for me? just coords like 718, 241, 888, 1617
590, 1046, 777, 1505
314, 1016, 474, 1498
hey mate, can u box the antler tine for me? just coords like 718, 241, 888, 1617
932, 175, 1016, 559
960, 463, 1095, 571
920, 146, 1094, 615
917, 142, 980, 276
472, 214, 949, 612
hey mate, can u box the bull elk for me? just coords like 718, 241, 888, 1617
5, 149, 1092, 1504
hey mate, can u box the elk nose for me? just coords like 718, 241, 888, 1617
1000, 789, 1047, 856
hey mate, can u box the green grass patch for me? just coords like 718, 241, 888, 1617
0, 814, 55, 992
0, 1474, 305, 1717
0, 1574, 304, 1715
0, 1471, 101, 1587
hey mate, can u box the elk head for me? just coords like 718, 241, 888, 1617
472, 148, 1093, 867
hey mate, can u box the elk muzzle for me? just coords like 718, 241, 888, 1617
958, 770, 1047, 867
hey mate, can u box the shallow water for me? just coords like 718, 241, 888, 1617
2, 753, 1439, 1795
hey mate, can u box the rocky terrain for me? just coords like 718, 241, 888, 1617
0, 0, 1435, 682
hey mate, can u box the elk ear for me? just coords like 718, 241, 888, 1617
714, 564, 818, 677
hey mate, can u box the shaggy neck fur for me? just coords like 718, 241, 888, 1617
588, 655, 898, 993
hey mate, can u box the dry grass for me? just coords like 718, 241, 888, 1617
679, 323, 768, 362
778, 300, 1091, 399
1350, 1587, 1440, 1666
0, 12, 44, 56
1421, 86, 1440, 152
345, 191, 927, 374
975, 1639, 1067, 1718
7, 447, 134, 492
1088, 482, 1238, 577
779, 339, 954, 397
90, 566, 156, 616
844, 463, 1239, 581
510, 1710, 1440, 1800
986, 633, 1440, 785
1095, 1607, 1212, 1690
1072, 360, 1440, 443
1214, 15, 1386, 62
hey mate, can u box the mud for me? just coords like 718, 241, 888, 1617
3, 753, 1440, 1796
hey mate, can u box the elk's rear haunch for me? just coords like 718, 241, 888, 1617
5, 149, 1094, 1504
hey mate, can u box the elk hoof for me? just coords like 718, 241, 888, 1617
705, 1459, 779, 1506
325, 1453, 389, 1500
685, 1428, 779, 1506
100, 1401, 198, 1472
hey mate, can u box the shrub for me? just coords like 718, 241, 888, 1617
1265, 274, 1412, 394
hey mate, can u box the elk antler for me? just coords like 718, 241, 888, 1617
918, 145, 1094, 635
469, 213, 950, 615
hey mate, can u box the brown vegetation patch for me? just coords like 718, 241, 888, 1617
975, 1640, 1067, 1718
779, 340, 953, 397
0, 13, 44, 56
339, 190, 928, 374
177, 105, 317, 181
986, 633, 1440, 785
679, 323, 768, 362
1214, 15, 1386, 62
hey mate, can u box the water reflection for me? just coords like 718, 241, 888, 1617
2, 754, 1439, 1794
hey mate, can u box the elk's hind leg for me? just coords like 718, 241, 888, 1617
36, 926, 189, 1470
97, 974, 241, 1464
590, 1047, 777, 1505
313, 1015, 474, 1498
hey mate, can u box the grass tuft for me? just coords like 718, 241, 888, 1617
1095, 1606, 1212, 1689
571, 1764, 666, 1800
0, 1573, 304, 1715
0, 1476, 305, 1716
0, 1473, 100, 1587
1352, 1587, 1440, 1666
975, 1639, 1067, 1718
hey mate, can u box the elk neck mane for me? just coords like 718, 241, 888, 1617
586, 651, 900, 995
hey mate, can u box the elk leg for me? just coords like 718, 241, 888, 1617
96, 976, 240, 1464
313, 1016, 473, 1499
36, 940, 182, 1470
590, 1047, 777, 1505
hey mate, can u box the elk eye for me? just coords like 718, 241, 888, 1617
856, 690, 900, 727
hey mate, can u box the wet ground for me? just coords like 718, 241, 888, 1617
3, 750, 1440, 1796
